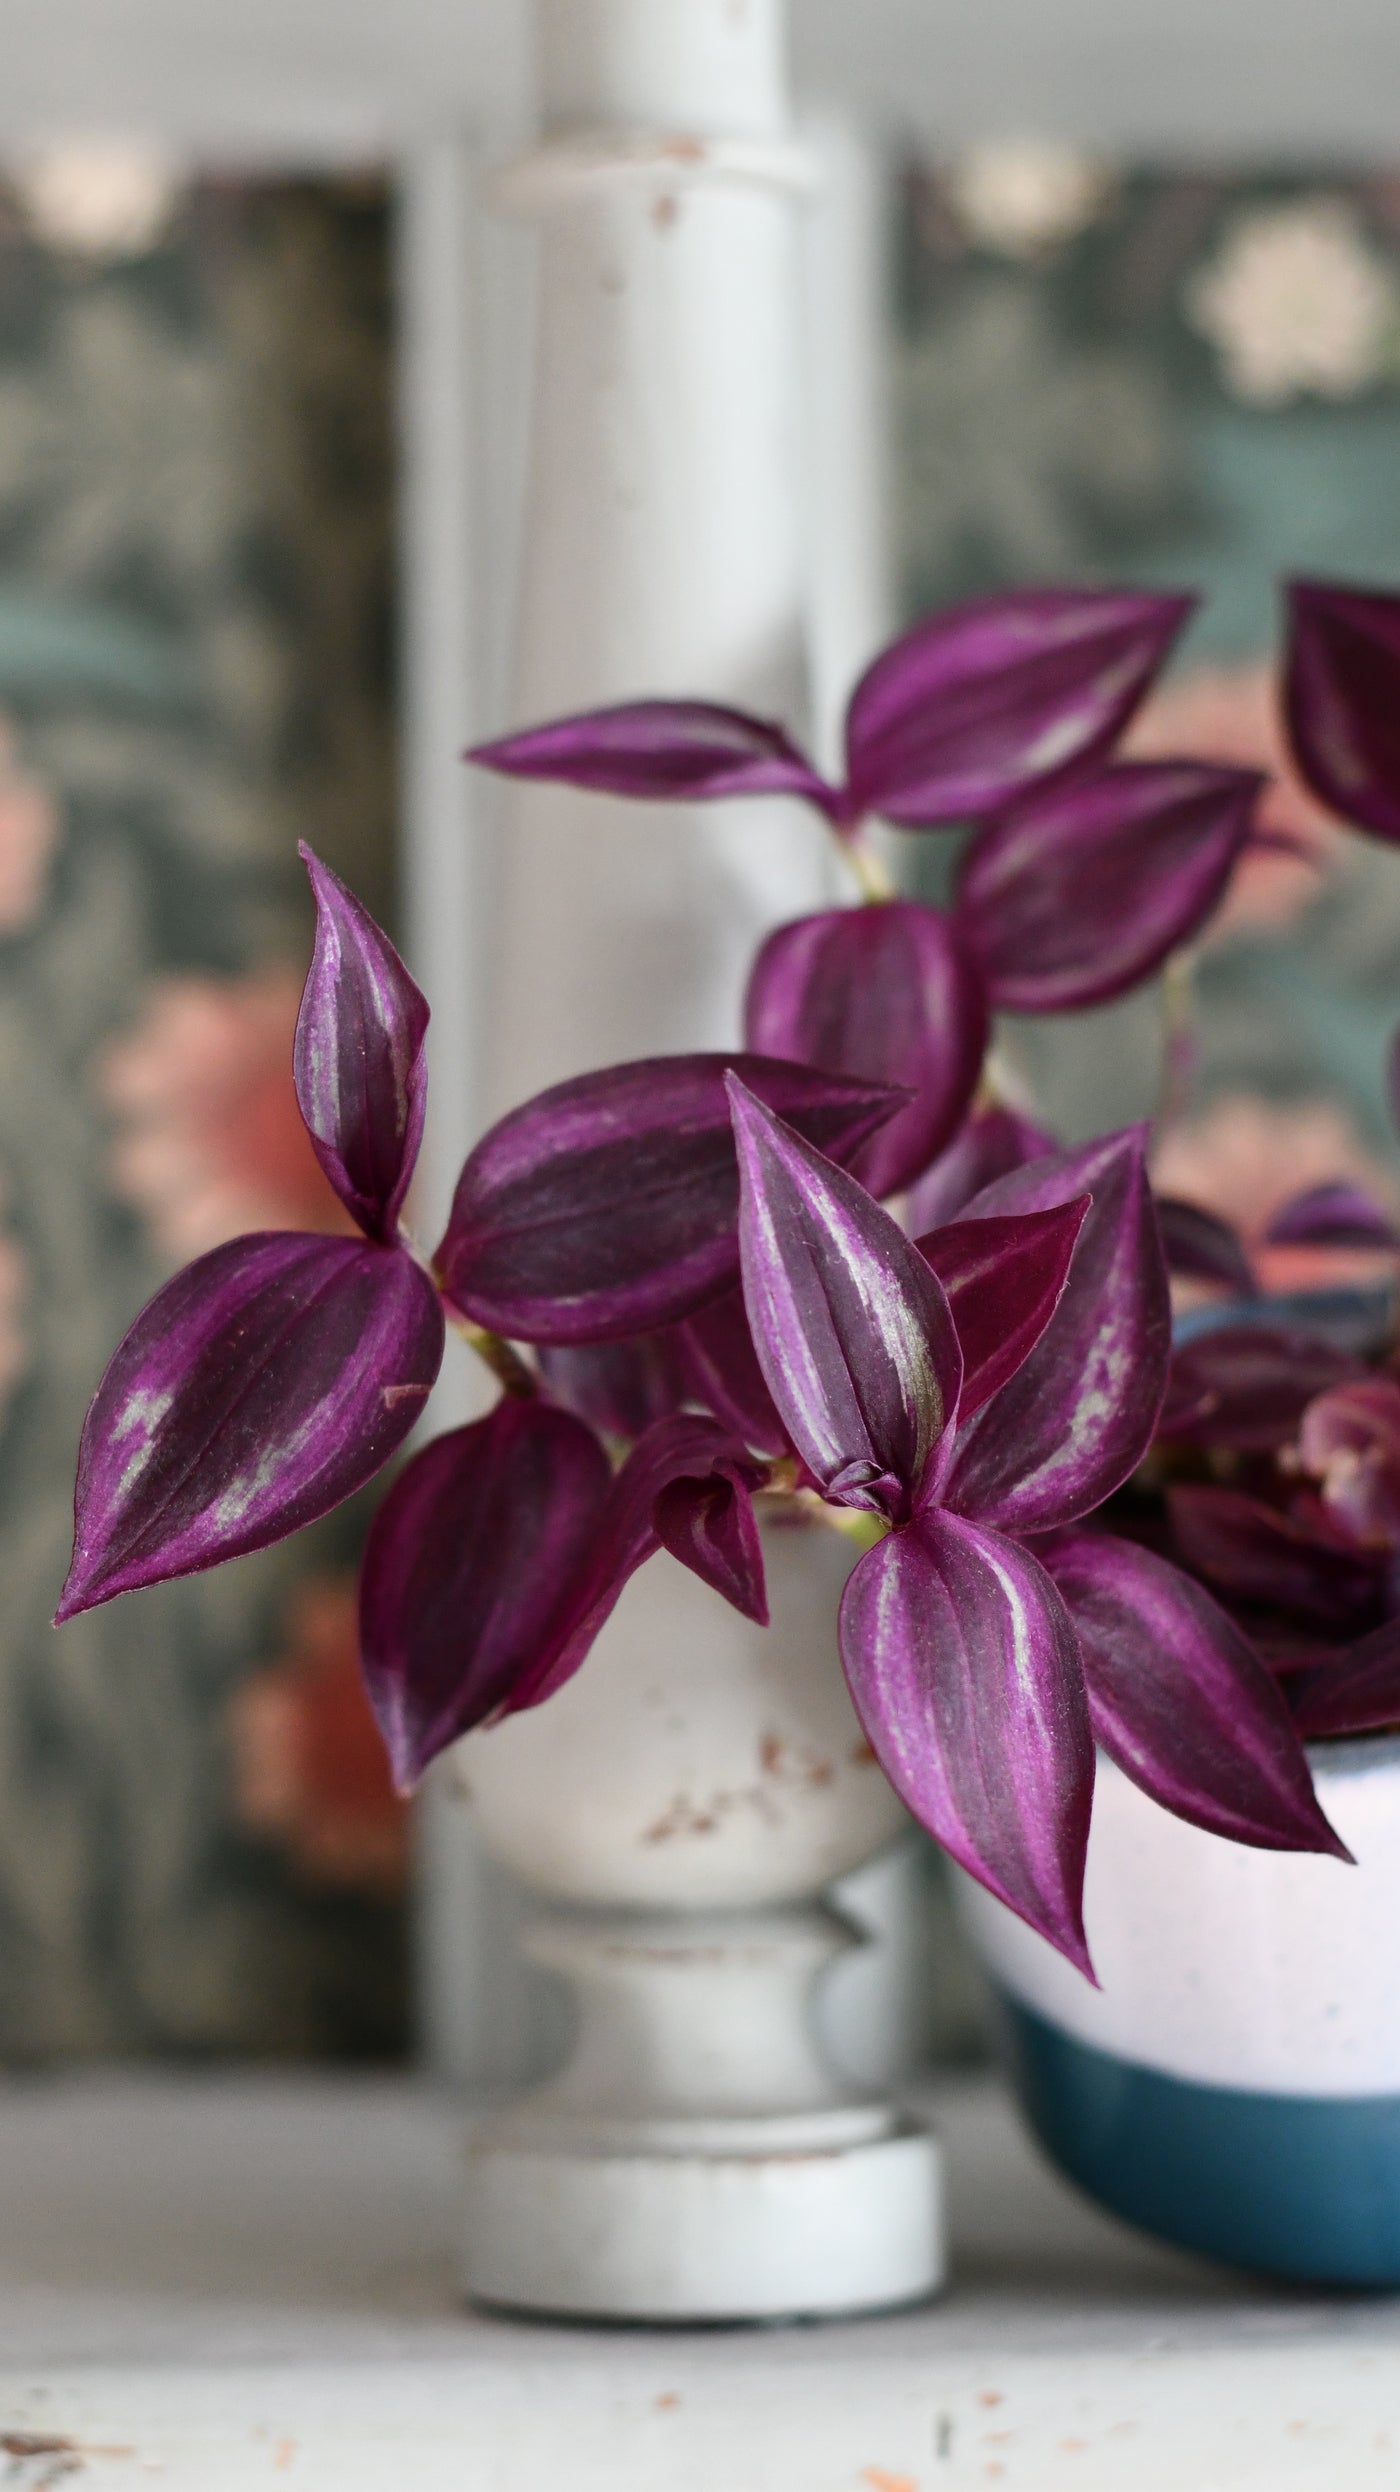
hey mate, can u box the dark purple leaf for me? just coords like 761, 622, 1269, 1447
1299, 1377, 1400, 1551
1168, 1484, 1385, 1635
537, 1332, 690, 1441
839, 1509, 1095, 1975
1037, 1528, 1348, 1857
728, 1075, 962, 1521
743, 902, 988, 1197
57, 1234, 444, 1622
953, 763, 1260, 1011
917, 1200, 1089, 1421
942, 1129, 1170, 1534
294, 846, 429, 1242
1155, 1196, 1256, 1294
437, 1054, 905, 1346
676, 1287, 789, 1457
1290, 1617, 1400, 1739
468, 699, 835, 811
904, 1104, 1057, 1234
359, 1398, 613, 1787
1264, 1182, 1400, 1253
844, 588, 1192, 828
1157, 1325, 1366, 1451
654, 1463, 768, 1626
1285, 579, 1400, 844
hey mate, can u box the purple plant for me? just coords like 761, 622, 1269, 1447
57, 588, 1348, 1983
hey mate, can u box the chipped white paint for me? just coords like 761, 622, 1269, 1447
453, 1518, 943, 2318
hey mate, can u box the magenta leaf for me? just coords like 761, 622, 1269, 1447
538, 1333, 690, 1441
942, 1129, 1170, 1534
954, 763, 1261, 1012
844, 588, 1192, 828
917, 1200, 1089, 1422
1291, 1618, 1400, 1739
468, 699, 835, 812
57, 1234, 444, 1621
1299, 1378, 1400, 1551
1168, 1485, 1384, 1635
437, 1054, 904, 1346
359, 1398, 613, 1787
676, 1288, 789, 1457
653, 1462, 768, 1626
1037, 1528, 1348, 1857
294, 847, 429, 1242
904, 1105, 1056, 1234
743, 902, 988, 1197
839, 1510, 1095, 1974
1155, 1197, 1256, 1295
728, 1075, 962, 1520
1264, 1182, 1400, 1253
1285, 579, 1400, 844
1158, 1325, 1365, 1451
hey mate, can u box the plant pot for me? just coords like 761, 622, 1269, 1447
451, 1512, 943, 2321
955, 1735, 1400, 2284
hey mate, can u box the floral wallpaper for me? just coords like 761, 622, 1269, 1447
0, 168, 407, 2058
896, 152, 1400, 1212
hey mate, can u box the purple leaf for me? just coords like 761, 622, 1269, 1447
728, 1075, 962, 1520
468, 699, 836, 812
917, 1200, 1090, 1422
294, 847, 429, 1242
1157, 1325, 1365, 1451
942, 1129, 1170, 1534
844, 588, 1193, 829
1155, 1196, 1256, 1295
954, 764, 1261, 1012
904, 1105, 1057, 1234
537, 1332, 690, 1441
437, 1054, 905, 1346
1168, 1484, 1384, 1635
1299, 1378, 1400, 1551
839, 1509, 1095, 1975
676, 1288, 789, 1457
57, 1234, 444, 1622
1290, 1617, 1400, 1739
743, 902, 988, 1197
1264, 1181, 1400, 1253
653, 1463, 768, 1626
359, 1398, 613, 1787
1037, 1528, 1348, 1858
1285, 579, 1400, 843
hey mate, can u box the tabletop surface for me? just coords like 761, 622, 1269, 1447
0, 2069, 1396, 2489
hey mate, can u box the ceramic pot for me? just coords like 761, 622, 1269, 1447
956, 1735, 1400, 2283
454, 1511, 943, 2321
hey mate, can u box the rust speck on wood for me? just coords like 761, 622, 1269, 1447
860, 2469, 917, 2492
654, 2392, 681, 2412
975, 2392, 1004, 2410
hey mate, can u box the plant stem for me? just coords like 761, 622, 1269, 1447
452, 1318, 538, 1399
837, 826, 896, 904
1157, 949, 1199, 1133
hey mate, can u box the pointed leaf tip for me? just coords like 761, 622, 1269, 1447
295, 846, 429, 1242
467, 699, 835, 811
916, 1197, 1090, 1421
1285, 578, 1400, 844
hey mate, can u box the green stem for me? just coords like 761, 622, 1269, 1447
1157, 949, 1199, 1133
452, 1317, 538, 1399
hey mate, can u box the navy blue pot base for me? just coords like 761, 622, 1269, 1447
998, 1993, 1400, 2288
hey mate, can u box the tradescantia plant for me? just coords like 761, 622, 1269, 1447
56, 588, 1348, 1981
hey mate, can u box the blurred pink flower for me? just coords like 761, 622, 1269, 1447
100, 966, 353, 1260
0, 718, 59, 935
1153, 1093, 1400, 1295
1123, 662, 1344, 937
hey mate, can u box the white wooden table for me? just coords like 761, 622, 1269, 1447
0, 2072, 1395, 2488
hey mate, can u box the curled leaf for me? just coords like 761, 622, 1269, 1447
437, 1053, 904, 1346
294, 847, 429, 1242
1155, 1197, 1256, 1295
1037, 1528, 1348, 1858
1285, 578, 1400, 844
468, 699, 835, 811
1299, 1377, 1400, 1552
743, 902, 987, 1197
844, 588, 1192, 828
942, 1129, 1170, 1534
1264, 1182, 1400, 1253
917, 1200, 1089, 1422
57, 1234, 444, 1621
954, 763, 1261, 1011
905, 1105, 1057, 1235
728, 1075, 962, 1520
839, 1510, 1095, 1975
